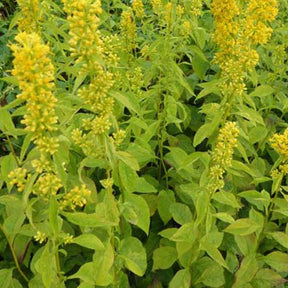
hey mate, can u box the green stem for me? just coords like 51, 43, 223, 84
6, 134, 20, 167
0, 224, 29, 282
53, 240, 64, 282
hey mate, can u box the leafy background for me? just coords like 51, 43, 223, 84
1, 0, 288, 287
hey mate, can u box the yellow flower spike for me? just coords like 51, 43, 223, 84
132, 0, 145, 18
164, 2, 172, 26
120, 8, 137, 51
207, 122, 239, 193
10, 32, 59, 166
190, 0, 203, 16
17, 0, 40, 32
270, 128, 288, 161
212, 122, 239, 169
211, 0, 278, 95
151, 0, 163, 15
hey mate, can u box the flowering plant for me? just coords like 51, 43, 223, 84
1, 0, 288, 287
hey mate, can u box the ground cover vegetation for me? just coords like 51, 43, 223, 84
0, 0, 288, 287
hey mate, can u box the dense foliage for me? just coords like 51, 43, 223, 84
1, 0, 288, 287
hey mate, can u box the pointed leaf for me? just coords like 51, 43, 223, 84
224, 219, 260, 236
119, 237, 147, 276
73, 234, 105, 250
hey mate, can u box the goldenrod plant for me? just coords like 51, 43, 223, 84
1, 0, 288, 287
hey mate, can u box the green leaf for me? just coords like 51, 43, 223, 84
158, 228, 178, 239
119, 160, 138, 194
193, 257, 225, 287
69, 262, 95, 284
249, 85, 274, 97
0, 109, 16, 133
214, 212, 235, 224
195, 190, 210, 225
121, 194, 150, 234
20, 134, 32, 162
169, 269, 191, 288
153, 246, 178, 270
0, 269, 13, 288
200, 231, 224, 248
119, 237, 147, 276
1, 153, 18, 192
235, 234, 257, 256
135, 177, 157, 193
117, 151, 140, 171
0, 76, 19, 86
196, 80, 221, 100
193, 115, 221, 147
73, 234, 105, 250
0, 195, 26, 242
53, 136, 70, 188
61, 212, 115, 227
233, 255, 258, 288
230, 160, 258, 178
224, 218, 261, 236
212, 191, 241, 209
93, 243, 114, 286
49, 195, 59, 236
157, 190, 176, 224
238, 190, 270, 211
170, 203, 193, 225
37, 243, 57, 288
171, 222, 196, 243
234, 106, 264, 126
200, 242, 228, 269
265, 251, 288, 272
252, 268, 286, 288
269, 232, 288, 250
96, 189, 119, 225
72, 73, 87, 94
110, 91, 141, 114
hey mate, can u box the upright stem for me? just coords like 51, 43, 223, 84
6, 134, 20, 167
0, 224, 29, 282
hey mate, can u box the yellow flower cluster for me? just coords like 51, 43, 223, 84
34, 231, 47, 244
71, 73, 115, 157
270, 128, 288, 160
126, 67, 144, 98
190, 0, 203, 16
62, 0, 117, 73
8, 167, 28, 192
78, 72, 115, 115
164, 3, 173, 26
63, 0, 119, 157
17, 0, 39, 32
10, 33, 57, 137
63, 234, 74, 244
33, 173, 62, 200
59, 185, 91, 211
212, 122, 239, 169
112, 130, 126, 147
71, 128, 104, 158
151, 0, 163, 15
271, 164, 288, 179
211, 0, 278, 95
120, 8, 137, 51
208, 122, 239, 192
10, 32, 59, 173
132, 0, 145, 18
